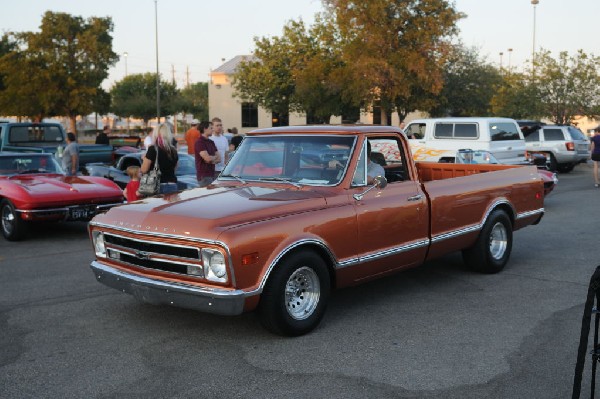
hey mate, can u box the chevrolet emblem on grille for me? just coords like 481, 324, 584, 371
134, 251, 151, 260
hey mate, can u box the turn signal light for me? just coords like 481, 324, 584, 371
242, 252, 259, 266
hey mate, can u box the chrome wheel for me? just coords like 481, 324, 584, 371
1, 203, 15, 236
489, 222, 508, 260
285, 266, 320, 320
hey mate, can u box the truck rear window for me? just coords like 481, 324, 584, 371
8, 126, 63, 143
490, 123, 521, 141
433, 123, 478, 139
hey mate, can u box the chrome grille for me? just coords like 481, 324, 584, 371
103, 232, 202, 276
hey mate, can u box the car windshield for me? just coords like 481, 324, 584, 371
220, 135, 356, 186
0, 154, 64, 175
456, 150, 499, 164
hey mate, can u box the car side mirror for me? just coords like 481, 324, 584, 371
353, 175, 388, 201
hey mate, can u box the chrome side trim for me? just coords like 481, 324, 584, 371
351, 239, 430, 265
431, 225, 480, 243
517, 208, 544, 219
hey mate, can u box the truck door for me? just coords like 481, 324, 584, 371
349, 136, 429, 282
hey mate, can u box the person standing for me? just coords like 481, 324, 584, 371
96, 125, 110, 145
62, 132, 80, 176
123, 165, 142, 202
591, 129, 600, 187
140, 123, 179, 194
194, 121, 220, 187
209, 117, 229, 179
184, 119, 200, 155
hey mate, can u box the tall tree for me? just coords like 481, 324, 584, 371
534, 49, 600, 125
110, 73, 179, 127
175, 82, 209, 121
490, 72, 543, 120
429, 45, 502, 117
323, 0, 463, 124
0, 11, 118, 132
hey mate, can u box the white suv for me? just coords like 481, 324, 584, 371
523, 125, 590, 173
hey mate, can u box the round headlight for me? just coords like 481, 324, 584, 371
209, 252, 226, 278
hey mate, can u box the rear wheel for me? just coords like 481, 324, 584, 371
546, 153, 558, 171
462, 210, 512, 274
258, 250, 330, 336
1, 199, 27, 241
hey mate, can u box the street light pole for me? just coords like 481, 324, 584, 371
154, 0, 160, 123
499, 52, 504, 70
531, 0, 539, 73
123, 52, 128, 76
507, 48, 513, 74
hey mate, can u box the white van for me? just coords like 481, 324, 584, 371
404, 117, 527, 164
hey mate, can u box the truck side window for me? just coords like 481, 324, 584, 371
368, 136, 408, 183
406, 123, 425, 139
351, 141, 367, 186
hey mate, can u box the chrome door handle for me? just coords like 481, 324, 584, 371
407, 194, 423, 202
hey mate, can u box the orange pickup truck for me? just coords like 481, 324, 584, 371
88, 126, 544, 336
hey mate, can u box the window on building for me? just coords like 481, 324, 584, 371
241, 102, 258, 128
272, 112, 289, 127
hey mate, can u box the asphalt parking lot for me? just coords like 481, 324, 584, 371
1, 163, 599, 398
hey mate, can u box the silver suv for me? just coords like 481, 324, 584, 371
524, 125, 590, 173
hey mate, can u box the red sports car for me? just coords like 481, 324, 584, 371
0, 153, 124, 241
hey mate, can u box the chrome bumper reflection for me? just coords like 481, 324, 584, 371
90, 261, 246, 316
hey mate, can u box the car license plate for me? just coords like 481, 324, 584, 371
69, 207, 90, 220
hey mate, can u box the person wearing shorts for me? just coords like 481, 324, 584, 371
591, 130, 600, 187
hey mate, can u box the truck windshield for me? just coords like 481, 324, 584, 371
221, 135, 356, 186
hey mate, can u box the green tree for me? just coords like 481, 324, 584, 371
323, 0, 464, 123
490, 72, 543, 119
429, 45, 502, 117
175, 82, 209, 121
0, 11, 118, 132
534, 49, 600, 125
110, 73, 179, 127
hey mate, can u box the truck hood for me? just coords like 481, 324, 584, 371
93, 185, 329, 240
6, 174, 123, 205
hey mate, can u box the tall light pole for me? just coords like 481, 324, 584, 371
507, 48, 513, 74
531, 0, 539, 73
154, 0, 160, 123
123, 52, 128, 76
499, 52, 504, 70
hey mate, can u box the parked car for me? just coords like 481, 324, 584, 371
522, 125, 590, 172
405, 117, 527, 165
84, 151, 199, 191
0, 152, 124, 241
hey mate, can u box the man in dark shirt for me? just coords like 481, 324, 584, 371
95, 125, 110, 145
194, 121, 220, 187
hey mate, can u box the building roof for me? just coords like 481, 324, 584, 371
212, 55, 257, 75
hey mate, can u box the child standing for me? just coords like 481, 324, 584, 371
123, 165, 142, 202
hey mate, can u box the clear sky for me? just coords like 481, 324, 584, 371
1, 0, 598, 90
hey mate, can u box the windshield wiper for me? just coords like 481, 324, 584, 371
258, 177, 301, 188
17, 169, 46, 174
220, 174, 247, 184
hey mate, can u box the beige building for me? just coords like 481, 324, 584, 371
208, 56, 423, 132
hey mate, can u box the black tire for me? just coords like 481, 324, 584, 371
462, 210, 512, 274
557, 163, 575, 173
1, 199, 27, 241
547, 153, 558, 171
258, 250, 331, 336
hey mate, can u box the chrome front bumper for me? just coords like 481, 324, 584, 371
90, 261, 247, 315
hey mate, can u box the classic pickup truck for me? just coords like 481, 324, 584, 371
88, 125, 544, 336
0, 122, 114, 167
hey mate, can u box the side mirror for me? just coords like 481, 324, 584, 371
353, 176, 388, 201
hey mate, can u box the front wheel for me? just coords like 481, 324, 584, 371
258, 250, 330, 336
1, 199, 27, 241
462, 210, 512, 274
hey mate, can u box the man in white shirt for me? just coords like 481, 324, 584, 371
209, 117, 229, 178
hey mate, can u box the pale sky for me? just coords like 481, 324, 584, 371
1, 0, 598, 90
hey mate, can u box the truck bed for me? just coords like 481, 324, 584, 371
415, 161, 521, 182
